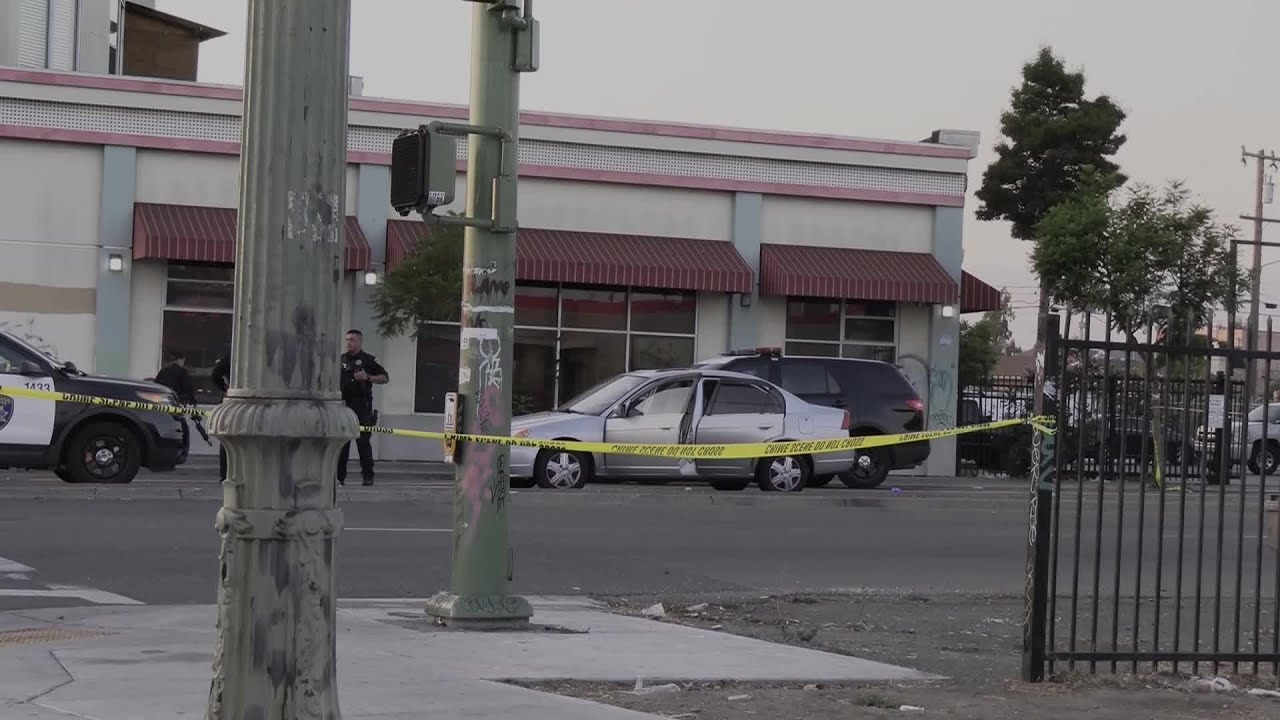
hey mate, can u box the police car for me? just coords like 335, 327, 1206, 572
0, 330, 189, 484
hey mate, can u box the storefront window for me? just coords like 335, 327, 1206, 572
558, 331, 628, 405
513, 328, 557, 414
161, 263, 234, 404
561, 287, 628, 331
784, 297, 897, 362
785, 299, 841, 342
630, 291, 697, 335
515, 284, 558, 328
415, 284, 698, 413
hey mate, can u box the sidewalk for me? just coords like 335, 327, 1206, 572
0, 597, 933, 719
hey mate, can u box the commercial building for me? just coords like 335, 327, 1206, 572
0, 1, 1002, 476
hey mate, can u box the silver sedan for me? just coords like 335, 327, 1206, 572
509, 368, 856, 492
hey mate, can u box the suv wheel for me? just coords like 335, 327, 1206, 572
841, 444, 890, 489
64, 421, 142, 484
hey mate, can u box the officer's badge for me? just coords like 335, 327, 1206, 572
0, 395, 12, 432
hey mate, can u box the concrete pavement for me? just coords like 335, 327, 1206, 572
0, 597, 936, 719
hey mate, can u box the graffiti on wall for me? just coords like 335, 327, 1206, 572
897, 353, 956, 429
928, 365, 956, 429
0, 316, 61, 360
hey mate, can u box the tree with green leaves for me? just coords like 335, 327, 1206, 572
370, 222, 465, 338
976, 45, 1128, 444
980, 288, 1022, 356
959, 317, 1000, 387
976, 47, 1128, 242
1034, 174, 1243, 344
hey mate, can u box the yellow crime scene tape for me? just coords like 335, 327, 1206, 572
0, 384, 1056, 461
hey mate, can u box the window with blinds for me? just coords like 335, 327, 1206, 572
18, 0, 78, 71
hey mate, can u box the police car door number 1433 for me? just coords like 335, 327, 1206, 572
0, 370, 57, 446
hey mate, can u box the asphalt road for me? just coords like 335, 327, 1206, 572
1, 469, 1276, 615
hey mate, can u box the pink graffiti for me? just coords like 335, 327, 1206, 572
458, 386, 505, 547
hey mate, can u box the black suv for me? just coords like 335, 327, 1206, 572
0, 330, 189, 484
694, 348, 928, 488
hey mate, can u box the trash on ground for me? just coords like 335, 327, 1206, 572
641, 602, 666, 618
728, 693, 751, 701
1191, 677, 1236, 693
1247, 688, 1280, 698
899, 705, 925, 711
687, 602, 709, 612
630, 678, 682, 695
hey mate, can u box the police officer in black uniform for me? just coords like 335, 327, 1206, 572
339, 329, 388, 486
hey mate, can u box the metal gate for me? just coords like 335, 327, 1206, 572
1023, 311, 1280, 681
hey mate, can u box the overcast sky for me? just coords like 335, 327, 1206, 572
157, 0, 1280, 347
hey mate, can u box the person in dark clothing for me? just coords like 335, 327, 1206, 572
154, 349, 197, 406
339, 329, 388, 486
154, 349, 198, 457
211, 348, 231, 483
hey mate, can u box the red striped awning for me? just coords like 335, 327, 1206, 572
759, 244, 957, 303
960, 271, 1002, 313
386, 220, 754, 294
386, 218, 422, 272
132, 203, 372, 270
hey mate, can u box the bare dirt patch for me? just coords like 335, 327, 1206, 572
509, 592, 1280, 719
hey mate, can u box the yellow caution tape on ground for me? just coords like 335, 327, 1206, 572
0, 384, 1056, 460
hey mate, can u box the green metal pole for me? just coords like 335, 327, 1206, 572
425, 0, 535, 626
205, 0, 356, 716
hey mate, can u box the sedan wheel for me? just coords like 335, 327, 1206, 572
757, 455, 808, 492
535, 450, 591, 489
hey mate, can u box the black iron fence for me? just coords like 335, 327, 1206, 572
1022, 311, 1280, 681
961, 369, 1249, 483
957, 375, 1035, 477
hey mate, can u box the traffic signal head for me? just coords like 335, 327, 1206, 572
390, 125, 458, 216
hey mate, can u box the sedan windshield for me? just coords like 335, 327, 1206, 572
560, 374, 649, 416
1247, 404, 1280, 423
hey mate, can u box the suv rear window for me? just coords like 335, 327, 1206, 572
859, 362, 918, 395
779, 360, 842, 395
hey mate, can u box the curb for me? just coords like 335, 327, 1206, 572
0, 484, 1032, 507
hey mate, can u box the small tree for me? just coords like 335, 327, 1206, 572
1033, 175, 1243, 344
981, 288, 1022, 356
959, 318, 1000, 387
370, 223, 465, 338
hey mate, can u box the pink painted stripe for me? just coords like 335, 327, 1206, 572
0, 68, 972, 159
0, 125, 965, 207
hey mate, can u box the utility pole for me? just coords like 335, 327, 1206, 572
205, 1, 355, 718
419, 0, 540, 627
1240, 147, 1278, 402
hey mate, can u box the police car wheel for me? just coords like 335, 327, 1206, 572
64, 422, 142, 485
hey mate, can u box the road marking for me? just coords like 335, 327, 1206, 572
1, 585, 143, 606
345, 527, 453, 533
0, 556, 34, 574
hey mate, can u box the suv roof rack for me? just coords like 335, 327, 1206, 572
723, 346, 782, 357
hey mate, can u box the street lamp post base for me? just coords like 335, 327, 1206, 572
424, 590, 533, 629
